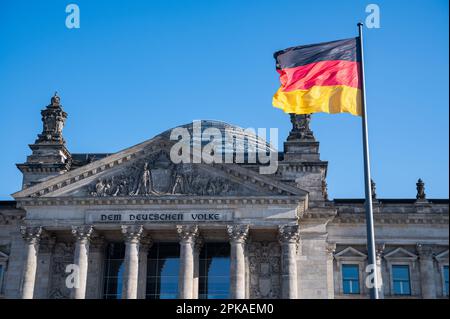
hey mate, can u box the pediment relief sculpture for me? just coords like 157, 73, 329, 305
86, 151, 249, 197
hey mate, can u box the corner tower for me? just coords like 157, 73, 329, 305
17, 93, 71, 189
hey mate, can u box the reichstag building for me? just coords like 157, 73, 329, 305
0, 94, 448, 299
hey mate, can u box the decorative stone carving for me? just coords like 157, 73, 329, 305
416, 179, 426, 200
288, 114, 314, 140
121, 225, 144, 243
20, 226, 43, 244
371, 179, 377, 199
322, 179, 329, 200
248, 241, 281, 299
278, 225, 299, 244
35, 92, 68, 144
227, 225, 249, 243
87, 151, 241, 197
416, 243, 434, 258
71, 225, 94, 242
326, 242, 337, 260
176, 225, 199, 243
49, 242, 74, 299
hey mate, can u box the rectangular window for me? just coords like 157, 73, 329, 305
199, 243, 230, 299
103, 243, 125, 299
443, 266, 449, 296
342, 264, 360, 294
146, 243, 180, 299
392, 265, 411, 295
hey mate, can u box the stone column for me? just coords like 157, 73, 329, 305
34, 235, 56, 299
227, 224, 249, 299
416, 243, 436, 299
20, 226, 43, 299
193, 236, 204, 299
137, 236, 153, 299
376, 243, 385, 298
177, 225, 198, 299
278, 225, 299, 299
325, 243, 336, 299
121, 225, 143, 299
71, 225, 94, 299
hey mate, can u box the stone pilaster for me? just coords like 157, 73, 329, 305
193, 236, 204, 299
227, 224, 249, 299
416, 243, 436, 299
121, 225, 143, 299
34, 235, 56, 299
71, 225, 94, 299
376, 243, 385, 298
278, 225, 299, 299
137, 236, 153, 299
86, 236, 106, 299
177, 225, 198, 299
325, 243, 336, 299
20, 226, 43, 299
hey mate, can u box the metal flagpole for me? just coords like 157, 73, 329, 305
357, 22, 380, 299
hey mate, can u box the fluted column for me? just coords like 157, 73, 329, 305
279, 225, 299, 299
121, 225, 143, 299
177, 225, 198, 299
71, 225, 93, 299
20, 226, 43, 299
193, 236, 204, 299
227, 224, 249, 299
416, 243, 436, 299
137, 236, 153, 299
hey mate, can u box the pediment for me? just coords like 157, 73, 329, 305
384, 247, 417, 260
13, 136, 307, 200
335, 246, 367, 260
435, 250, 449, 262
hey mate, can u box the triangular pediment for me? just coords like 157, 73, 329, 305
435, 250, 449, 262
384, 247, 418, 260
335, 247, 367, 260
13, 135, 307, 200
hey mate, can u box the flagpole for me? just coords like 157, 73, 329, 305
357, 22, 380, 299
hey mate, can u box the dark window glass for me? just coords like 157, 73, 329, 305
443, 266, 449, 296
0, 264, 3, 293
392, 265, 411, 295
342, 264, 360, 294
103, 243, 125, 299
146, 243, 180, 299
199, 243, 230, 299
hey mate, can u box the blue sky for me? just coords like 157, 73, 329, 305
0, 0, 448, 199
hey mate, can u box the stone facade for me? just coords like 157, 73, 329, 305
0, 95, 448, 299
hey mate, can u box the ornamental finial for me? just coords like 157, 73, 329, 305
416, 178, 426, 200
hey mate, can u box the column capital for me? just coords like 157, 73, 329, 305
140, 236, 153, 252
71, 225, 94, 242
176, 225, 199, 243
227, 225, 249, 244
278, 225, 299, 244
121, 225, 144, 244
20, 226, 43, 244
195, 235, 204, 253
326, 242, 336, 260
416, 243, 435, 258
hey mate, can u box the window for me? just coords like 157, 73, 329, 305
199, 243, 230, 299
103, 243, 125, 299
443, 266, 449, 296
392, 265, 411, 295
342, 264, 360, 294
146, 243, 180, 299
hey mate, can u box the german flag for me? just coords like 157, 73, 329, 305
272, 38, 362, 116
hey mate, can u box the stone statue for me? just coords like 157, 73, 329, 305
288, 113, 314, 140
416, 178, 426, 200
134, 162, 156, 195
371, 179, 377, 199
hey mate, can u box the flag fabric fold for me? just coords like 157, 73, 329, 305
272, 38, 362, 116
